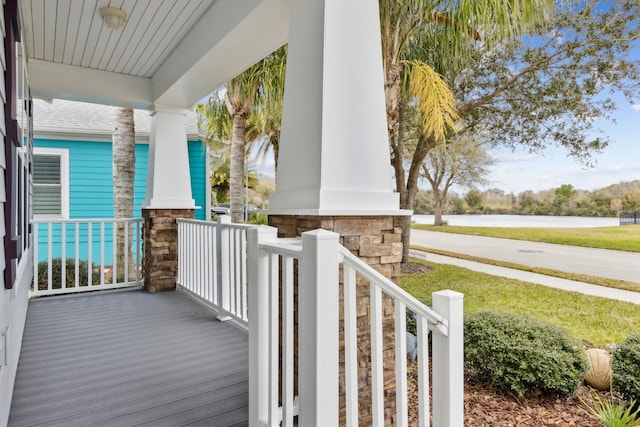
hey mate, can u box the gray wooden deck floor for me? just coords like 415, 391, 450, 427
9, 289, 249, 427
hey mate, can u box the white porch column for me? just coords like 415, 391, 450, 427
269, 0, 400, 214
142, 105, 195, 293
143, 105, 195, 210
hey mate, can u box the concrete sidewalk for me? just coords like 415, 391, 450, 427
409, 249, 640, 306
410, 229, 640, 283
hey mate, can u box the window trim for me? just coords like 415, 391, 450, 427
32, 147, 69, 219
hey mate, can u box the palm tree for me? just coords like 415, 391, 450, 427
247, 46, 287, 173
198, 46, 287, 222
380, 0, 552, 261
112, 107, 135, 279
225, 67, 262, 222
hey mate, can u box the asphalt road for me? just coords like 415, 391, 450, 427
410, 229, 640, 283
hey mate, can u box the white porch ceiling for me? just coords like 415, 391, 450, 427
20, 0, 290, 109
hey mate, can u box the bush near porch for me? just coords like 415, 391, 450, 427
36, 258, 101, 290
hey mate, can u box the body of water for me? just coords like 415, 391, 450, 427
412, 214, 620, 228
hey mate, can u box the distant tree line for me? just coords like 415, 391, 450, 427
413, 180, 640, 217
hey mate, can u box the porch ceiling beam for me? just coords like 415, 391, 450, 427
152, 0, 290, 107
28, 59, 153, 109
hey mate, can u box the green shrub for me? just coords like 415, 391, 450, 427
248, 213, 269, 225
581, 392, 640, 427
36, 258, 100, 290
613, 335, 640, 406
464, 310, 588, 396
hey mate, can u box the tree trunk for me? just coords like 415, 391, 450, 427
384, 63, 403, 144
112, 107, 135, 280
434, 199, 444, 226
399, 136, 438, 263
230, 113, 247, 223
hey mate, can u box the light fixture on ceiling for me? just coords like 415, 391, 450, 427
100, 7, 127, 30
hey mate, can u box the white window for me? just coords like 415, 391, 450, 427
33, 148, 69, 218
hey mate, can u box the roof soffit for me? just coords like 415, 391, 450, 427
21, 0, 291, 109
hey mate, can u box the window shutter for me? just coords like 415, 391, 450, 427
32, 154, 63, 215
33, 154, 61, 184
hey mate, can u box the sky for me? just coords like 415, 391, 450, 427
484, 100, 640, 194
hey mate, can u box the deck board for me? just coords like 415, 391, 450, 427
9, 289, 249, 426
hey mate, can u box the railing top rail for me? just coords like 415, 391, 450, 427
32, 218, 142, 224
177, 218, 257, 231
338, 245, 448, 333
260, 239, 303, 259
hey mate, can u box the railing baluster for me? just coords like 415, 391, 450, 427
208, 224, 215, 304
232, 229, 239, 315
395, 301, 409, 427
112, 221, 117, 285
268, 253, 279, 426
282, 255, 295, 427
47, 223, 53, 291
177, 221, 183, 286
370, 284, 385, 427
135, 220, 140, 283
218, 216, 231, 320
344, 263, 359, 426
100, 222, 105, 285
75, 222, 80, 288
33, 224, 39, 293
61, 222, 66, 289
124, 221, 129, 283
88, 222, 93, 287
417, 315, 430, 427
241, 230, 248, 320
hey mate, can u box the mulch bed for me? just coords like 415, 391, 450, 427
405, 362, 604, 426
462, 375, 601, 426
401, 262, 433, 275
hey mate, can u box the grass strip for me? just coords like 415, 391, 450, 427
401, 260, 640, 347
410, 244, 640, 293
412, 224, 640, 252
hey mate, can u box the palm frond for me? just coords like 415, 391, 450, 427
404, 60, 459, 142
196, 95, 233, 146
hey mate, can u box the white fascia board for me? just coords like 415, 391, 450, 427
33, 129, 199, 143
28, 60, 154, 110
152, 0, 290, 107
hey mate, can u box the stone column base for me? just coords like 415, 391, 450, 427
268, 214, 405, 426
142, 208, 194, 293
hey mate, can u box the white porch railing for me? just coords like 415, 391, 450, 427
175, 220, 464, 426
247, 226, 464, 427
32, 218, 143, 297
177, 216, 254, 326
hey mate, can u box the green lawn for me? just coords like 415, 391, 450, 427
401, 261, 640, 347
412, 224, 640, 252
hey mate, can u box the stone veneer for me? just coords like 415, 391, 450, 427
142, 208, 194, 293
268, 215, 405, 426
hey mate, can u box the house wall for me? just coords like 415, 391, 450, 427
1, 1, 32, 424
33, 138, 208, 262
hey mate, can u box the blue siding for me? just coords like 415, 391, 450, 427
33, 138, 207, 262
188, 140, 207, 220
34, 138, 206, 219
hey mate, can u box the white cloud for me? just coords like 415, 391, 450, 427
632, 104, 640, 111
491, 153, 538, 163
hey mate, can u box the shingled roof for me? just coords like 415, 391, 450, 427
32, 98, 201, 141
